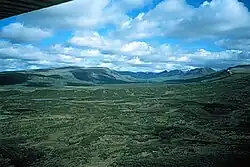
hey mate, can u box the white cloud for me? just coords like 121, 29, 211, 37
87, 49, 101, 56
128, 57, 145, 65
0, 41, 96, 64
6, 0, 250, 43
116, 15, 160, 39
69, 31, 104, 48
180, 49, 250, 68
0, 23, 52, 42
117, 0, 250, 40
16, 0, 129, 30
216, 38, 250, 51
174, 0, 250, 37
51, 44, 101, 58
69, 31, 122, 51
51, 44, 75, 55
1, 0, 250, 72
0, 40, 49, 60
69, 31, 155, 56
122, 0, 152, 7
121, 41, 154, 56
58, 54, 83, 63
168, 56, 190, 62
65, 25, 250, 70
98, 62, 115, 68
0, 39, 249, 71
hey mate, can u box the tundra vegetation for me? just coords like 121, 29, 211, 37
0, 65, 250, 167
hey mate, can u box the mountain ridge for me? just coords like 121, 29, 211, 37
116, 67, 215, 80
0, 65, 249, 86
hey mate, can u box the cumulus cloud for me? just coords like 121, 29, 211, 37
114, 0, 153, 12
216, 38, 250, 51
173, 0, 250, 37
116, 0, 250, 40
0, 0, 250, 72
180, 49, 250, 69
0, 40, 49, 60
121, 41, 154, 56
127, 57, 151, 65
69, 31, 154, 56
16, 0, 129, 30
10, 0, 250, 41
0, 23, 52, 42
1, 38, 249, 72
69, 31, 122, 50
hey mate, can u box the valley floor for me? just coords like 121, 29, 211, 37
1, 74, 250, 167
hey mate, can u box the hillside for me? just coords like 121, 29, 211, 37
184, 67, 216, 77
164, 65, 250, 84
117, 67, 215, 81
1, 66, 250, 167
0, 67, 135, 87
0, 65, 249, 87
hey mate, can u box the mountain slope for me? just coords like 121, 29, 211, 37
164, 65, 250, 84
0, 67, 135, 87
184, 67, 216, 78
0, 65, 249, 87
117, 71, 158, 79
71, 68, 133, 84
228, 64, 250, 73
0, 72, 29, 86
117, 67, 215, 81
164, 70, 229, 84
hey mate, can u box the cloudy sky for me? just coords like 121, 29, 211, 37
0, 0, 250, 72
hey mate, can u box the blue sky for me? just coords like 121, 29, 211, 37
0, 0, 250, 72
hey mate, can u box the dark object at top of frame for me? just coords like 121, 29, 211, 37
0, 0, 72, 20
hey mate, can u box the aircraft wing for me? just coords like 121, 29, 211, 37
0, 0, 72, 20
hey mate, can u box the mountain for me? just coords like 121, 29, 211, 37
70, 67, 133, 84
157, 70, 184, 78
0, 67, 136, 87
164, 70, 229, 84
0, 65, 248, 87
117, 68, 215, 81
228, 64, 250, 73
184, 67, 216, 77
117, 71, 158, 79
164, 65, 250, 84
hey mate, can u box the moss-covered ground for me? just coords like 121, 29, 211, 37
1, 74, 250, 167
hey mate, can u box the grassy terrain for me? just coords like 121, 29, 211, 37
0, 72, 250, 167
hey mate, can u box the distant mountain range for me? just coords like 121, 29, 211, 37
117, 67, 215, 80
0, 65, 249, 87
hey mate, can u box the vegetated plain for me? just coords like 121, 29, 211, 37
0, 65, 250, 167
